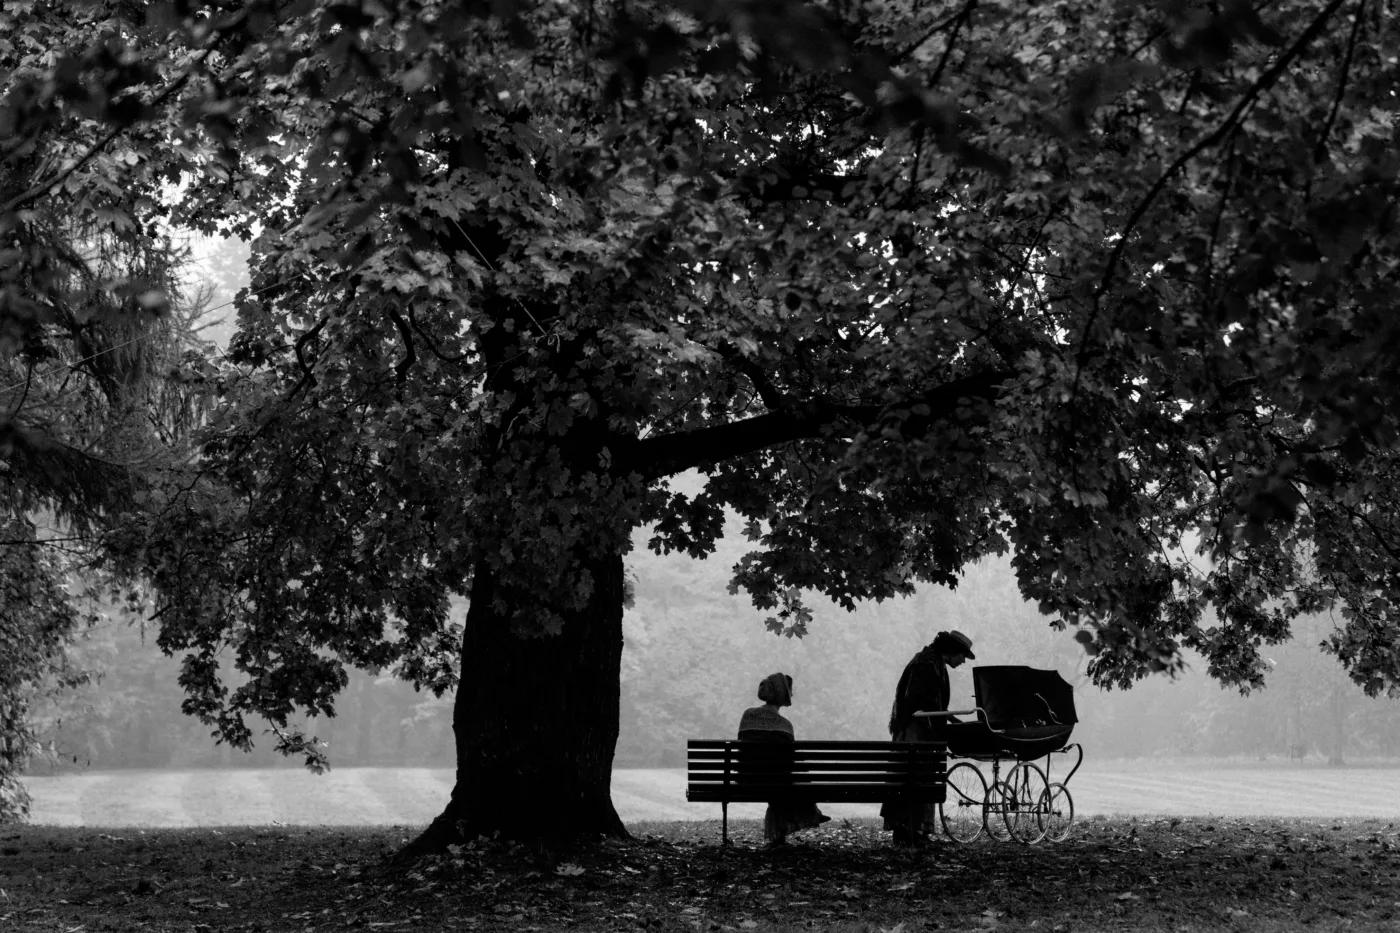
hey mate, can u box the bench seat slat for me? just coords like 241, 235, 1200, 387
688, 774, 942, 782
688, 740, 939, 751
686, 767, 940, 778
686, 756, 940, 767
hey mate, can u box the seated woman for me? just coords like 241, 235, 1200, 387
737, 672, 830, 847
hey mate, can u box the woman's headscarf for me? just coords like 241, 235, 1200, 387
757, 672, 793, 707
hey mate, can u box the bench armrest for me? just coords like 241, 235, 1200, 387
912, 708, 979, 719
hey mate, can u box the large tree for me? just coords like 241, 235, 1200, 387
10, 0, 1399, 843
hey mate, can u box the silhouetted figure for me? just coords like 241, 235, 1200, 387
882, 630, 975, 845
737, 672, 830, 847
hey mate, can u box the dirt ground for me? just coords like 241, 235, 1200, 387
2, 816, 1398, 932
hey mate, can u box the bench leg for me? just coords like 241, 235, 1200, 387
722, 802, 729, 846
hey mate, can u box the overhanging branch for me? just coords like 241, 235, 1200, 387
717, 343, 788, 409
629, 370, 1011, 479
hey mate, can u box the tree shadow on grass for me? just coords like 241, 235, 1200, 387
2, 817, 1397, 932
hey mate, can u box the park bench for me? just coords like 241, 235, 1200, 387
686, 739, 947, 844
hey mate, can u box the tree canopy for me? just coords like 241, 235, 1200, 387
5, 0, 1399, 838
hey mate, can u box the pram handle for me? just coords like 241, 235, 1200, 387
915, 692, 1066, 728
913, 707, 1017, 735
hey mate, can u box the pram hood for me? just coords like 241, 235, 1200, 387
944, 666, 1076, 761
972, 665, 1077, 728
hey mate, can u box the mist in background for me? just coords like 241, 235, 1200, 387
27, 236, 1395, 779
28, 493, 1400, 776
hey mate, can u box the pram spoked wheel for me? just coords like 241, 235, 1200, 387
921, 667, 1083, 845
940, 762, 987, 843
1039, 782, 1074, 842
1003, 762, 1049, 843
982, 778, 1012, 842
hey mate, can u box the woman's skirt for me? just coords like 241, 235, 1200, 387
764, 801, 828, 843
880, 720, 942, 841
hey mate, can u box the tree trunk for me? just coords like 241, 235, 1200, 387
400, 550, 629, 856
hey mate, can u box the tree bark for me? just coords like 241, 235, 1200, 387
401, 551, 629, 857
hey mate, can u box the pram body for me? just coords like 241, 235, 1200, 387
915, 665, 1083, 844
944, 665, 1077, 760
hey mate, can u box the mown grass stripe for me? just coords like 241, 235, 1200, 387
257, 767, 392, 825
23, 771, 99, 826
356, 767, 447, 824
78, 770, 189, 827
18, 763, 1400, 826
181, 767, 282, 826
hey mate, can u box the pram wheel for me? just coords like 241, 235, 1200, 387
941, 762, 986, 843
983, 779, 1013, 842
1040, 782, 1074, 842
1000, 762, 1049, 844
938, 669, 1083, 845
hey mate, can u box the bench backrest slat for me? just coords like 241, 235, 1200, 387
688, 750, 943, 763
685, 740, 946, 805
688, 750, 940, 767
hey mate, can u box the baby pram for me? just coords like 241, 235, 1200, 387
914, 665, 1082, 844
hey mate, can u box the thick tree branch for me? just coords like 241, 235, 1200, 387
717, 343, 788, 409
630, 370, 1011, 479
292, 318, 327, 393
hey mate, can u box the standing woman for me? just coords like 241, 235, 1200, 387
881, 630, 975, 845
737, 673, 830, 847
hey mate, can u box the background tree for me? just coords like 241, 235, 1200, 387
7, 0, 1400, 846
30, 524, 1400, 778
0, 0, 224, 819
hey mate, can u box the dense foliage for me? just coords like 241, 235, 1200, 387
0, 534, 85, 818
0, 0, 221, 819
5, 0, 1400, 837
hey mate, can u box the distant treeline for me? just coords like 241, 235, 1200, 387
615, 525, 1400, 768
29, 517, 1400, 773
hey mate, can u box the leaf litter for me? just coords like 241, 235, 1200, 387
1, 817, 1398, 932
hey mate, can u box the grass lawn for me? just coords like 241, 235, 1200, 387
20, 761, 1400, 827
2, 816, 1398, 933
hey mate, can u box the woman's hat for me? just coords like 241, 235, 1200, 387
948, 630, 975, 658
758, 672, 793, 706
